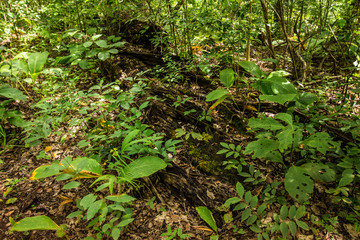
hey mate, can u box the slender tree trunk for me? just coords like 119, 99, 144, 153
260, 0, 276, 59
246, 1, 252, 61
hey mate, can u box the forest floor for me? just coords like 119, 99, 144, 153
0, 22, 358, 240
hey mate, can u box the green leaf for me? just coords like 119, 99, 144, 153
206, 88, 229, 102
79, 60, 91, 70
105, 194, 136, 203
236, 182, 245, 199
257, 204, 266, 216
122, 156, 166, 180
275, 113, 293, 126
295, 205, 306, 219
108, 49, 119, 54
233, 203, 247, 211
95, 40, 108, 48
248, 117, 284, 131
297, 92, 317, 106
63, 181, 81, 189
279, 222, 289, 237
11, 215, 61, 232
0, 86, 27, 100
30, 164, 64, 180
250, 225, 262, 233
196, 206, 217, 232
301, 163, 335, 182
111, 227, 121, 240
276, 126, 295, 152
285, 166, 314, 203
224, 197, 241, 207
244, 139, 280, 159
302, 132, 334, 154
28, 52, 49, 74
98, 51, 110, 61
83, 41, 93, 48
241, 208, 252, 222
288, 205, 296, 219
66, 211, 83, 219
260, 94, 297, 105
244, 191, 252, 203
121, 130, 140, 153
118, 218, 134, 227
80, 194, 97, 210
250, 196, 258, 208
288, 220, 297, 236
280, 205, 288, 220
70, 157, 102, 176
296, 220, 309, 230
86, 200, 103, 220
238, 61, 263, 78
220, 68, 235, 88
246, 215, 257, 225
339, 169, 355, 187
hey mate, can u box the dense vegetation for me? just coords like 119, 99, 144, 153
0, 0, 359, 239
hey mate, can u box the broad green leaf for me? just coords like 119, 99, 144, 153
224, 197, 241, 207
98, 51, 110, 61
80, 194, 97, 209
279, 222, 289, 237
238, 61, 263, 78
233, 202, 247, 211
301, 163, 335, 182
241, 208, 252, 222
250, 196, 258, 208
206, 88, 229, 102
108, 49, 119, 54
244, 139, 280, 159
246, 215, 257, 225
285, 166, 314, 203
122, 156, 166, 180
245, 191, 252, 203
111, 227, 121, 240
276, 126, 295, 152
302, 132, 334, 154
296, 220, 309, 230
275, 113, 293, 126
118, 218, 134, 227
70, 157, 102, 177
236, 182, 245, 199
339, 169, 355, 187
0, 86, 27, 100
220, 68, 234, 88
11, 215, 61, 232
288, 205, 296, 219
30, 164, 64, 180
196, 206, 217, 232
63, 181, 81, 189
79, 60, 91, 69
250, 225, 262, 233
297, 92, 317, 106
83, 41, 93, 48
105, 194, 136, 203
295, 205, 306, 219
248, 117, 284, 131
86, 200, 103, 220
260, 94, 297, 105
95, 40, 108, 48
28, 52, 49, 74
288, 220, 297, 236
280, 205, 288, 220
257, 204, 266, 216
67, 211, 83, 219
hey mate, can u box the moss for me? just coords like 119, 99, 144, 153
188, 144, 221, 175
